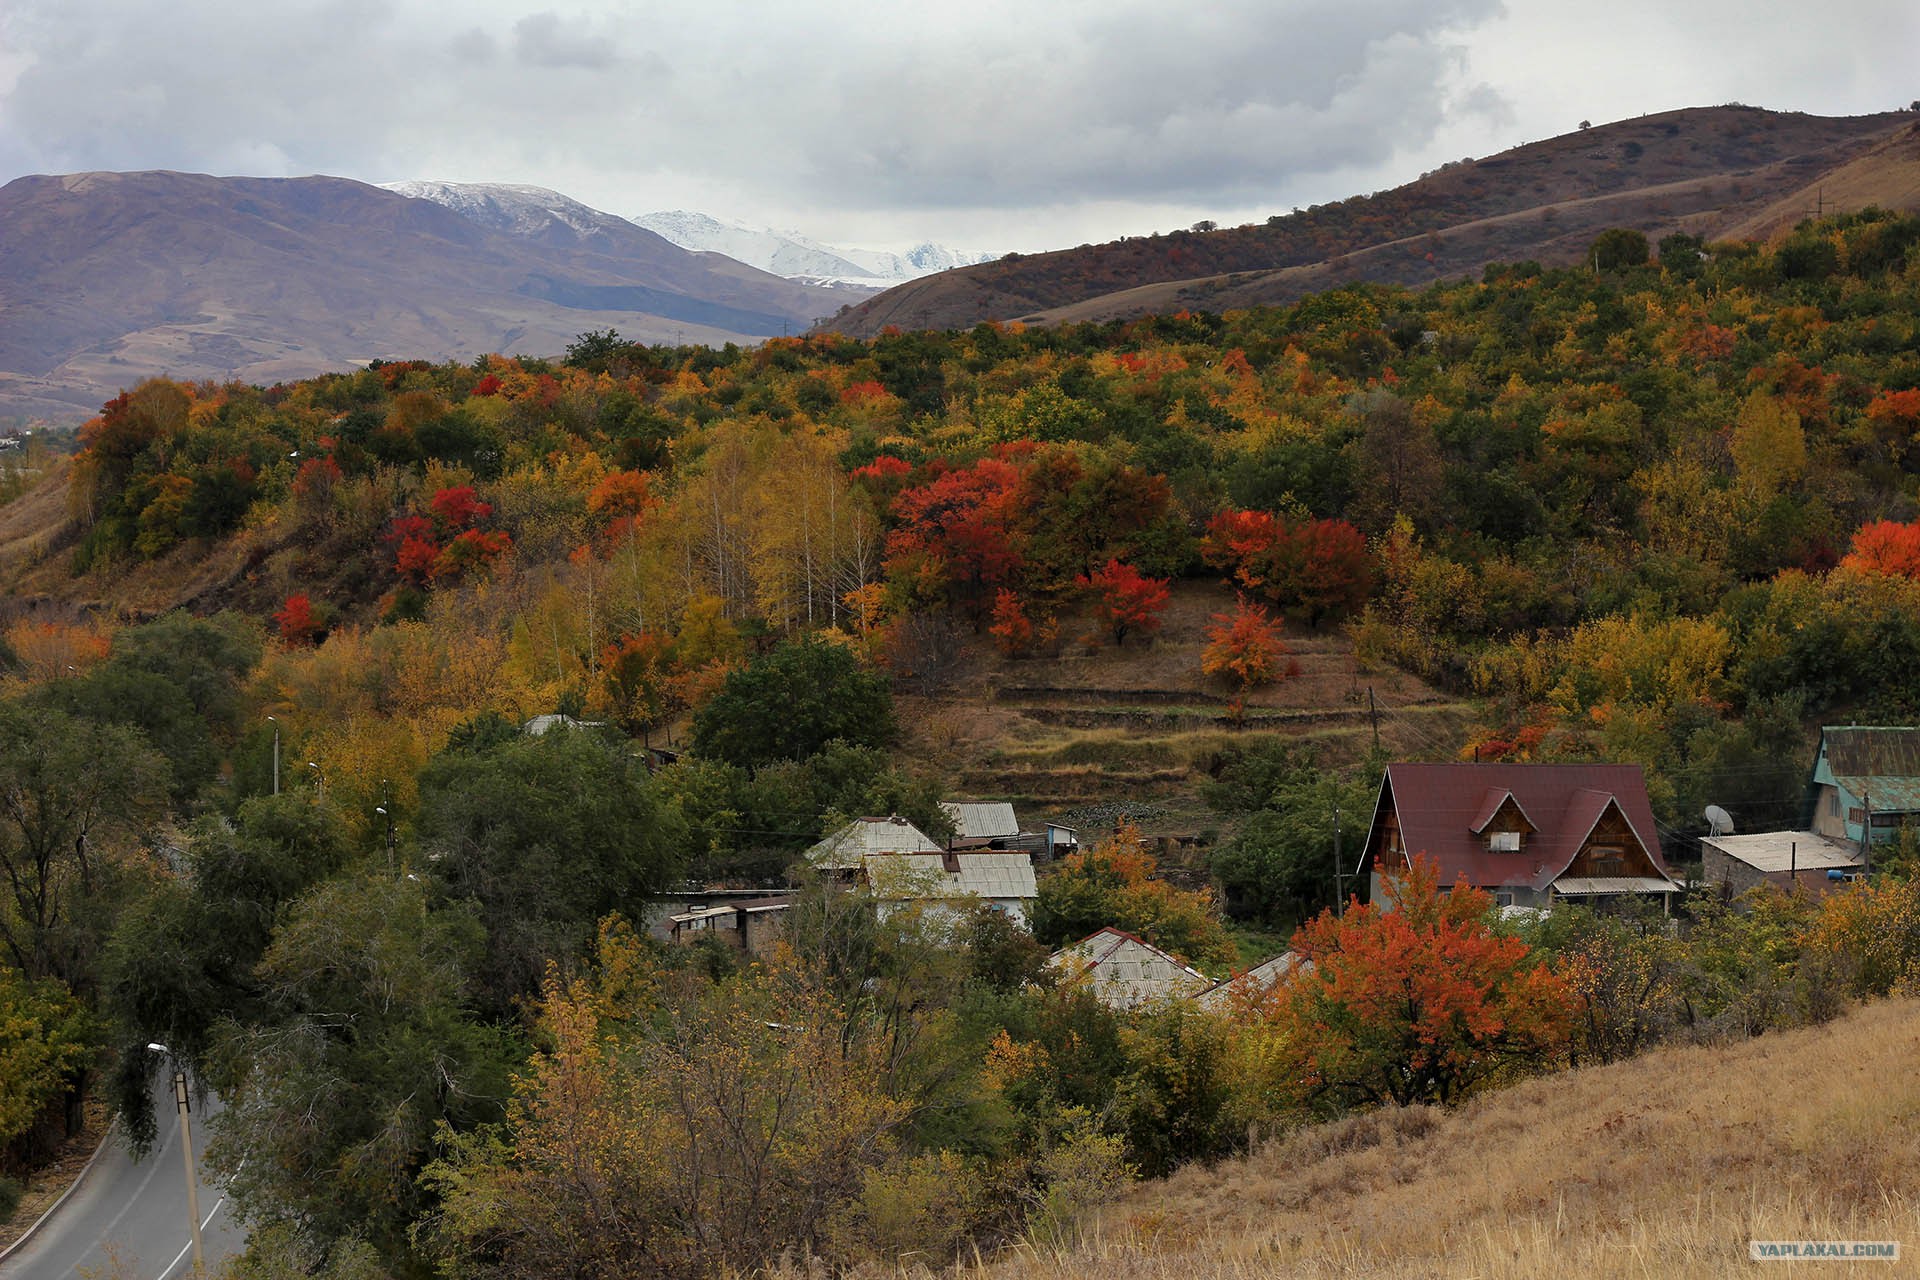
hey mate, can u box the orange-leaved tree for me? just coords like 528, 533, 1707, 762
1200, 598, 1297, 692
1839, 519, 1920, 579
1271, 855, 1573, 1109
1031, 823, 1235, 970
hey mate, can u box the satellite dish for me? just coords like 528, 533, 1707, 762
1704, 805, 1735, 836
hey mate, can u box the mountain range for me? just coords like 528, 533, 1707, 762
0, 174, 864, 423
632, 210, 998, 287
822, 106, 1920, 337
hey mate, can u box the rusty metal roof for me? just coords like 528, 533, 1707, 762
1819, 727, 1920, 812
1375, 763, 1668, 893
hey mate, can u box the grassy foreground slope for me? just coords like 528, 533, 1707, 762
988, 998, 1920, 1280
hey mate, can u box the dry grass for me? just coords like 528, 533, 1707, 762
851, 999, 1920, 1279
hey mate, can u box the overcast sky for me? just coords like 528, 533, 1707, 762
0, 1, 1913, 254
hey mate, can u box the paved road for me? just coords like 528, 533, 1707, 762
0, 1079, 244, 1279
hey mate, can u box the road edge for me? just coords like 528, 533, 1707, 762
0, 1116, 116, 1267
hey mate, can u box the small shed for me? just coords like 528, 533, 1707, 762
666, 895, 792, 956
941, 801, 1020, 842
1701, 831, 1863, 898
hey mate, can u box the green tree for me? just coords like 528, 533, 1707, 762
101, 794, 351, 1149
208, 875, 518, 1273
0, 705, 169, 987
691, 637, 896, 769
1588, 227, 1650, 272
417, 728, 686, 1009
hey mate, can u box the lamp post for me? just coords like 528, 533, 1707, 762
307, 761, 323, 804
145, 1043, 205, 1276
266, 716, 279, 796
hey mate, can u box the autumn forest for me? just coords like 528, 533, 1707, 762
5, 209, 1920, 1276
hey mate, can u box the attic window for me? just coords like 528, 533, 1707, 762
1489, 830, 1522, 853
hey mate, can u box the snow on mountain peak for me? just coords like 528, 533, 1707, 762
380, 180, 634, 241
634, 210, 999, 286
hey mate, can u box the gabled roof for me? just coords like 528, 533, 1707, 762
1193, 952, 1307, 1012
940, 801, 1021, 841
1817, 726, 1920, 813
1374, 763, 1670, 893
806, 816, 943, 869
1052, 927, 1210, 1009
1468, 787, 1535, 834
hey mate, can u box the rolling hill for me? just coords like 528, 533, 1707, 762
821, 105, 1920, 337
945, 997, 1920, 1280
0, 171, 858, 424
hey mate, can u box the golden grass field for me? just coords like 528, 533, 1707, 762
867, 998, 1920, 1279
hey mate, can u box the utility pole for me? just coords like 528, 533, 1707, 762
1332, 803, 1345, 914
267, 716, 279, 796
1368, 686, 1379, 753
147, 1045, 205, 1275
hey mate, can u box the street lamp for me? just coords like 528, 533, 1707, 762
266, 716, 279, 796
145, 1043, 206, 1276
307, 761, 323, 804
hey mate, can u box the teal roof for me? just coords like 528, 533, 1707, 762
1818, 727, 1920, 812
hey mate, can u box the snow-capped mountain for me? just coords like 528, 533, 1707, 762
379, 180, 657, 252
634, 210, 999, 286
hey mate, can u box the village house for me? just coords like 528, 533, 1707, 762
1052, 927, 1212, 1009
1806, 725, 1920, 855
1363, 762, 1681, 910
941, 800, 1080, 861
1192, 952, 1305, 1013
808, 815, 1039, 924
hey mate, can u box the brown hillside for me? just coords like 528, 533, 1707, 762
946, 997, 1920, 1280
821, 106, 1916, 337
897, 581, 1470, 841
0, 171, 856, 424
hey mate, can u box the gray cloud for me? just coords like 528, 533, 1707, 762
0, 0, 1913, 250
512, 12, 622, 70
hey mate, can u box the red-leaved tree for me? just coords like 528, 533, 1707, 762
274, 593, 324, 646
1271, 855, 1573, 1109
1201, 509, 1372, 627
1077, 559, 1170, 645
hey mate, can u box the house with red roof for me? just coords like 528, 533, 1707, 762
1363, 763, 1681, 910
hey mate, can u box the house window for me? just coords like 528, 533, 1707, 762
1489, 830, 1521, 852
1494, 889, 1515, 907
1590, 847, 1626, 876
1828, 791, 1841, 817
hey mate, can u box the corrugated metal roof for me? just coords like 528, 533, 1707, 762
806, 816, 944, 869
1551, 876, 1679, 896
1193, 952, 1307, 1012
1377, 763, 1668, 893
1819, 727, 1920, 812
1053, 927, 1210, 1009
940, 801, 1021, 840
859, 851, 1038, 903
1701, 832, 1862, 873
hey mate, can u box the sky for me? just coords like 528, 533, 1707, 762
0, 0, 1913, 255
